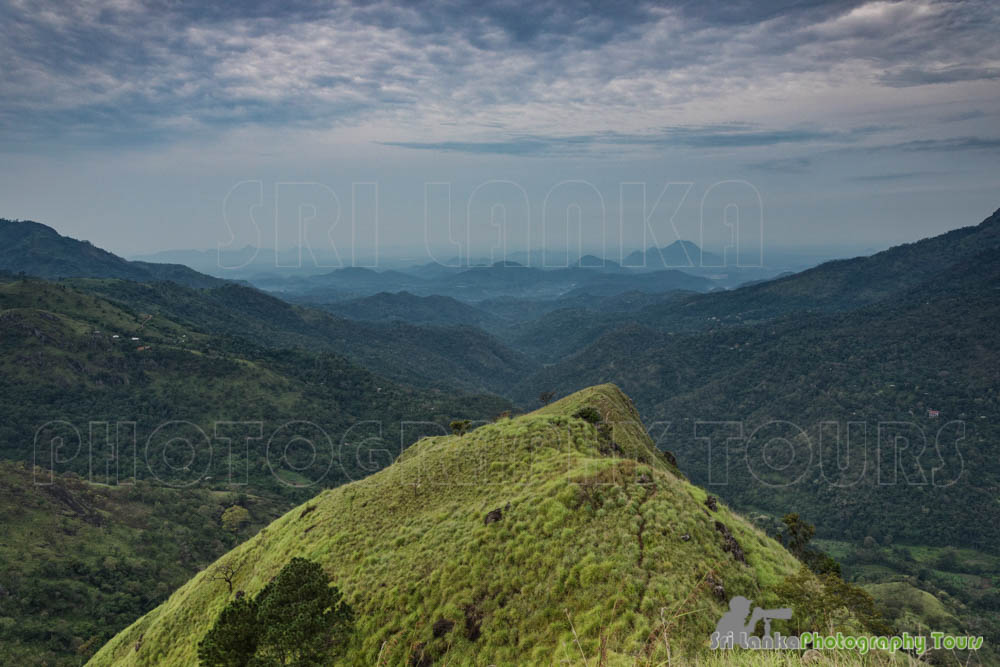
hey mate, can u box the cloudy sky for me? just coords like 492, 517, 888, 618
1, 0, 998, 262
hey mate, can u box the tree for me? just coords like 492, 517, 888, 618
538, 390, 556, 406
209, 560, 246, 594
776, 566, 890, 636
254, 558, 354, 665
199, 558, 354, 666
198, 594, 260, 667
449, 420, 471, 436
780, 513, 816, 558
221, 505, 251, 533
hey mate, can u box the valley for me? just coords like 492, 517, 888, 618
1, 209, 998, 663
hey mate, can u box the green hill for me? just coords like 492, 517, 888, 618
0, 219, 223, 288
71, 279, 535, 396
88, 385, 878, 666
0, 277, 510, 496
318, 291, 501, 328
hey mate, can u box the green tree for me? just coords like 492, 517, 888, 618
198, 558, 353, 666
221, 505, 251, 533
197, 594, 260, 667
776, 566, 890, 636
780, 513, 815, 558
254, 558, 354, 665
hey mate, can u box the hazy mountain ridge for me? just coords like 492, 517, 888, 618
318, 290, 501, 328
515, 214, 1000, 552
73, 279, 533, 395
0, 219, 224, 289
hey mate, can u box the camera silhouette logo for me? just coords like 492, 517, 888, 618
710, 596, 792, 649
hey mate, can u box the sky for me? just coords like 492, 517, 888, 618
0, 0, 998, 265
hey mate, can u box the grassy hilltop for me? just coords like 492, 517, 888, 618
89, 385, 886, 666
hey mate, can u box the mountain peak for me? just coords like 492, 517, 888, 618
91, 382, 811, 666
0, 217, 222, 288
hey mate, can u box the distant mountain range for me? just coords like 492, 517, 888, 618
320, 291, 501, 328
516, 207, 1000, 552
622, 240, 723, 269
134, 239, 803, 296
270, 260, 716, 302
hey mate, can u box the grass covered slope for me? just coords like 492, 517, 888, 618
91, 385, 830, 666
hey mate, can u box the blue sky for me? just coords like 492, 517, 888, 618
0, 0, 998, 261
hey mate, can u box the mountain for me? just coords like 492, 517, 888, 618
554, 269, 715, 297
296, 267, 428, 293
72, 279, 534, 396
629, 206, 1000, 331
0, 276, 510, 492
0, 219, 223, 288
622, 240, 723, 270
0, 461, 284, 666
267, 258, 716, 302
89, 385, 873, 666
516, 214, 1000, 553
501, 207, 1000, 359
0, 220, 534, 395
434, 263, 714, 300
319, 291, 501, 328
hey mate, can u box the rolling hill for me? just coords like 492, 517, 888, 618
70, 279, 535, 396
317, 291, 501, 328
88, 385, 880, 666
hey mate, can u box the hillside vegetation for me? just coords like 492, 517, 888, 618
0, 461, 284, 666
90, 385, 879, 666
0, 277, 509, 497
73, 278, 535, 396
518, 215, 1000, 552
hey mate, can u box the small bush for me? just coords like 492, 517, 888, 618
573, 407, 602, 424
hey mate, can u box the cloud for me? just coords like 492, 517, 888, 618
0, 0, 998, 154
383, 125, 883, 157
748, 156, 813, 173
891, 137, 1000, 152
882, 66, 1000, 87
846, 170, 943, 182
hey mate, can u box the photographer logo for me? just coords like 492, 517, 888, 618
709, 596, 983, 655
710, 596, 795, 650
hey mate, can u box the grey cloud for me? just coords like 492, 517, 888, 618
1, 0, 999, 153
882, 66, 1000, 87
895, 137, 1000, 152
748, 156, 813, 172
847, 171, 944, 182
382, 124, 880, 156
